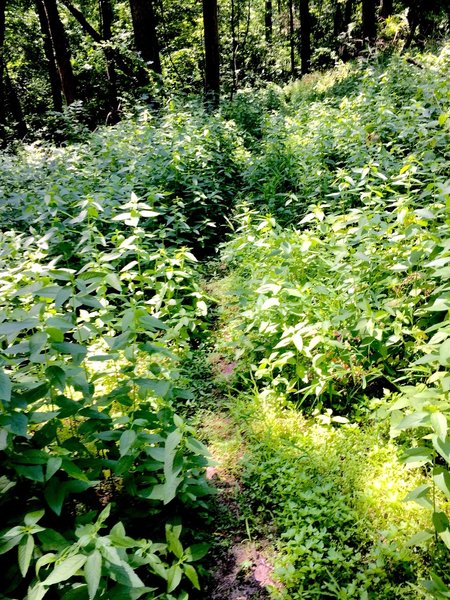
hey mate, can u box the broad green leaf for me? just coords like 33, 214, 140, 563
433, 467, 450, 499
97, 503, 111, 524
107, 560, 144, 588
107, 585, 155, 599
431, 412, 448, 440
433, 435, 450, 463
0, 319, 38, 335
185, 438, 210, 456
108, 524, 138, 549
105, 273, 122, 292
166, 564, 182, 593
184, 543, 209, 562
42, 554, 87, 586
140, 484, 164, 501
52, 342, 87, 363
44, 479, 66, 515
85, 550, 102, 600
429, 571, 450, 593
256, 283, 281, 295
403, 484, 433, 509
140, 210, 160, 218
432, 511, 449, 535
29, 332, 48, 357
166, 524, 183, 559
5, 412, 28, 436
24, 510, 45, 526
18, 534, 34, 577
396, 412, 430, 431
164, 430, 182, 476
75, 294, 103, 309
46, 457, 62, 481
439, 339, 450, 367
134, 378, 171, 399
401, 446, 433, 466
46, 327, 65, 343
163, 474, 183, 505
292, 331, 303, 352
146, 554, 167, 580
138, 313, 168, 331
119, 430, 136, 457
27, 583, 47, 600
46, 366, 66, 392
35, 553, 57, 575
15, 464, 44, 482
0, 429, 8, 450
261, 297, 280, 310
183, 564, 200, 590
439, 530, 450, 550
35, 286, 62, 299
61, 459, 91, 482
37, 529, 69, 552
147, 447, 165, 462
406, 530, 433, 547
0, 370, 12, 402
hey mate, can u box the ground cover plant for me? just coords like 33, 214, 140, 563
0, 100, 247, 598
0, 41, 450, 599
208, 42, 450, 597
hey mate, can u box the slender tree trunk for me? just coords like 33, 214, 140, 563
129, 0, 161, 79
35, 0, 62, 111
288, 0, 295, 75
265, 0, 272, 43
344, 0, 353, 27
361, 0, 377, 43
403, 9, 418, 51
335, 0, 354, 60
241, 0, 251, 55
230, 0, 237, 95
202, 0, 220, 107
99, 0, 119, 122
379, 0, 392, 19
0, 0, 6, 143
299, 0, 310, 74
5, 69, 27, 138
42, 0, 76, 104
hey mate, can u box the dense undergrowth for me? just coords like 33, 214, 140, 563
0, 42, 450, 599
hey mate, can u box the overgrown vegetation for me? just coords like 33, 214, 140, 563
1, 42, 450, 598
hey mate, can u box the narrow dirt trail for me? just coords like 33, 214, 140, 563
198, 412, 281, 599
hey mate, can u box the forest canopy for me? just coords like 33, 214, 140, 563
0, 0, 448, 144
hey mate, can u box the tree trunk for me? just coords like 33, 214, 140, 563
288, 0, 295, 75
35, 0, 62, 111
0, 0, 6, 143
299, 0, 310, 75
42, 0, 76, 104
265, 0, 272, 43
361, 0, 377, 43
334, 0, 353, 37
379, 0, 392, 19
202, 0, 220, 106
5, 70, 27, 138
344, 0, 353, 28
230, 0, 237, 95
129, 0, 161, 79
99, 0, 119, 123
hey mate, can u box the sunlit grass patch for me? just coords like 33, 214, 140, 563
227, 389, 432, 597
